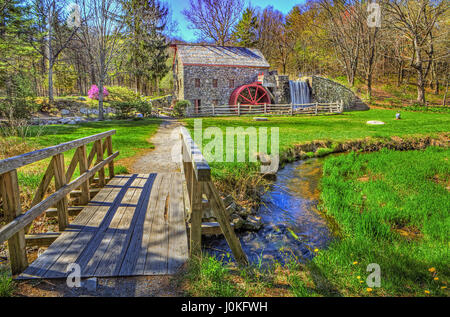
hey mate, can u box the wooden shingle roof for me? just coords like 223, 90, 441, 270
175, 44, 270, 68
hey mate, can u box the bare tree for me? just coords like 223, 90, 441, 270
318, 0, 364, 87
383, 0, 448, 104
29, 0, 79, 103
182, 0, 243, 45
77, 0, 126, 120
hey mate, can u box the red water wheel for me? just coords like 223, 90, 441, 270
229, 83, 271, 107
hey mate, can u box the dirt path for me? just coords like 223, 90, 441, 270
14, 119, 186, 297
132, 119, 182, 174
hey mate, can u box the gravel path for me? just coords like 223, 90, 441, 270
132, 118, 182, 174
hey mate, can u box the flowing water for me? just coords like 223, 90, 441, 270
203, 158, 334, 265
289, 80, 311, 107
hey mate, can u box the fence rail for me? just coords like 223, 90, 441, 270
187, 101, 344, 117
180, 127, 248, 265
0, 130, 119, 274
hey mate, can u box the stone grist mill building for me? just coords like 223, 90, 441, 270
171, 43, 368, 113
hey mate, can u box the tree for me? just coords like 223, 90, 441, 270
383, 0, 448, 104
182, 0, 243, 45
122, 0, 169, 95
232, 7, 259, 46
28, 0, 79, 103
0, 0, 35, 97
77, 0, 126, 120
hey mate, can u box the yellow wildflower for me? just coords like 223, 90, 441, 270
353, 261, 358, 265
357, 276, 361, 279
366, 288, 373, 292
434, 277, 439, 281
441, 286, 447, 289
428, 267, 436, 273
424, 290, 430, 294
314, 248, 319, 252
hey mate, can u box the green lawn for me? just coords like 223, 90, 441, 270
308, 147, 449, 297
183, 109, 449, 195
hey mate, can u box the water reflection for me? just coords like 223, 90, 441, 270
203, 158, 334, 265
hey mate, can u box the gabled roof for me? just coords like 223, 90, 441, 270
173, 44, 270, 68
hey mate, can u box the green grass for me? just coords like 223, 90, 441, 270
309, 147, 449, 296
0, 267, 13, 297
183, 109, 450, 193
183, 148, 449, 297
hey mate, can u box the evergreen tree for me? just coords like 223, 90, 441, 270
123, 0, 170, 95
232, 7, 259, 47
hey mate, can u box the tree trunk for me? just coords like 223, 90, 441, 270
443, 76, 448, 106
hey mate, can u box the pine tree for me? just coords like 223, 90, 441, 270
123, 0, 169, 95
232, 7, 259, 47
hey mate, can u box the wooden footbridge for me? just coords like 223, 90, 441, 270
0, 128, 247, 279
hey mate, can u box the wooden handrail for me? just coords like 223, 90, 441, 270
180, 127, 211, 182
180, 127, 248, 266
0, 130, 116, 175
0, 130, 118, 275
0, 151, 118, 245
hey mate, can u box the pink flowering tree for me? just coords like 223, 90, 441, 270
88, 85, 109, 100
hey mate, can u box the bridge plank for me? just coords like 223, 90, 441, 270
18, 173, 188, 279
19, 176, 127, 279
42, 175, 133, 279
118, 173, 157, 276
144, 173, 172, 275
167, 172, 188, 274
82, 175, 145, 277
133, 173, 164, 275
95, 174, 151, 277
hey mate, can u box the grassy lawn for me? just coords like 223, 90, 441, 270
182, 147, 449, 297
309, 147, 449, 297
183, 109, 450, 197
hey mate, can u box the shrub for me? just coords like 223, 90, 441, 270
173, 100, 190, 117
110, 101, 135, 118
0, 98, 38, 121
134, 100, 152, 117
88, 85, 109, 100
107, 86, 138, 102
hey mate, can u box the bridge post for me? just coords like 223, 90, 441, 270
53, 154, 69, 231
0, 170, 28, 274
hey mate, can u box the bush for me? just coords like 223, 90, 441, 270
107, 86, 138, 102
110, 99, 153, 119
134, 100, 152, 117
88, 85, 109, 100
110, 101, 135, 118
0, 98, 38, 121
173, 100, 190, 117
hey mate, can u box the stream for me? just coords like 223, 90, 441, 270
203, 158, 334, 265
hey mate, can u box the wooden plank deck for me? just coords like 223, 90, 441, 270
18, 173, 188, 279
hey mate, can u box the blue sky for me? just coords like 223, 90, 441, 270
168, 0, 306, 41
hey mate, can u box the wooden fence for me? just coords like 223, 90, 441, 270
187, 101, 344, 117
180, 127, 248, 265
0, 130, 119, 274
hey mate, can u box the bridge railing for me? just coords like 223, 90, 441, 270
180, 127, 248, 265
0, 130, 119, 274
